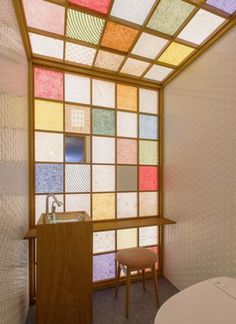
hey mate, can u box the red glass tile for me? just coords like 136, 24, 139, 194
34, 68, 64, 100
69, 0, 111, 14
139, 166, 159, 191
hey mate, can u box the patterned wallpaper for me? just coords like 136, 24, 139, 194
163, 27, 236, 290
0, 0, 29, 323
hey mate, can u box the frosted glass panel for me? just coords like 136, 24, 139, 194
140, 115, 158, 139
206, 0, 236, 14
93, 231, 115, 254
139, 166, 158, 191
35, 100, 63, 131
92, 165, 115, 192
139, 192, 158, 216
29, 33, 63, 59
117, 112, 137, 138
35, 163, 63, 193
65, 164, 90, 192
117, 166, 137, 191
139, 88, 158, 115
35, 132, 63, 162
117, 84, 137, 112
158, 42, 195, 66
139, 140, 158, 165
92, 108, 115, 136
93, 253, 115, 281
117, 228, 137, 249
144, 64, 174, 82
92, 137, 115, 164
35, 194, 64, 224
65, 136, 84, 163
95, 50, 125, 71
120, 58, 149, 77
65, 42, 96, 66
139, 226, 158, 246
65, 74, 90, 104
65, 105, 90, 134
117, 193, 137, 218
65, 194, 90, 215
69, 0, 111, 14
92, 79, 115, 108
117, 138, 137, 164
34, 67, 63, 100
92, 193, 115, 220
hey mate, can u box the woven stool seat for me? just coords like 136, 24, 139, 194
116, 247, 158, 269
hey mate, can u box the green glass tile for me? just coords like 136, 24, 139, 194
66, 9, 105, 44
147, 0, 195, 36
139, 140, 158, 165
92, 108, 115, 136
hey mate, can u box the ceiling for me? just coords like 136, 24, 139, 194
17, 0, 235, 85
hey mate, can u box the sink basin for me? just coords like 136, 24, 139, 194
38, 211, 88, 225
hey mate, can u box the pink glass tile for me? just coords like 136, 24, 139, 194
117, 138, 137, 164
139, 166, 159, 191
69, 0, 111, 14
22, 0, 65, 35
34, 68, 64, 100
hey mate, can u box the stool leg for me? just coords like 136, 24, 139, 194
115, 262, 121, 298
152, 265, 160, 307
125, 268, 131, 319
142, 269, 146, 291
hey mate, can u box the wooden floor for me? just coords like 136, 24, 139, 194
25, 276, 179, 324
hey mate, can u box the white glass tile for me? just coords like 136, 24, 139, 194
144, 64, 174, 82
29, 33, 63, 59
65, 74, 90, 104
139, 192, 158, 216
35, 132, 63, 162
92, 136, 115, 164
139, 226, 158, 246
120, 58, 149, 77
65, 42, 96, 66
65, 164, 90, 192
92, 165, 115, 192
92, 79, 115, 108
65, 194, 91, 215
117, 193, 137, 218
93, 231, 115, 253
117, 111, 137, 138
139, 88, 158, 114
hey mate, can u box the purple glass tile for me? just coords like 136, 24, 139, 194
93, 253, 115, 282
206, 0, 236, 14
35, 163, 63, 193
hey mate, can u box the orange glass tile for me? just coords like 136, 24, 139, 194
117, 84, 137, 112
101, 22, 138, 52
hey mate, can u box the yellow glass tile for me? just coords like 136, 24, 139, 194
117, 228, 137, 249
157, 42, 195, 66
92, 193, 115, 220
34, 100, 63, 131
117, 84, 137, 112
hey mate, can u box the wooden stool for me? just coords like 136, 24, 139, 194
115, 247, 160, 318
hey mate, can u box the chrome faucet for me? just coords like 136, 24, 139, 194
45, 194, 63, 222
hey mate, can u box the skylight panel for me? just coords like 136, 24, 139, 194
22, 0, 65, 35
178, 9, 225, 45
69, 0, 112, 14
120, 58, 150, 77
66, 9, 105, 44
144, 64, 174, 82
29, 33, 64, 59
94, 50, 125, 71
147, 0, 195, 36
65, 42, 96, 66
157, 42, 195, 66
111, 0, 156, 25
206, 0, 236, 15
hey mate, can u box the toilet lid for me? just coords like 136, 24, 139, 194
154, 277, 236, 324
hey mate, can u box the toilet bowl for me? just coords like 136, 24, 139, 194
154, 277, 236, 324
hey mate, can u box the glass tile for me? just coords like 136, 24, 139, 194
34, 100, 63, 131
65, 194, 91, 215
92, 137, 115, 164
144, 64, 174, 82
111, 0, 156, 25
93, 231, 115, 254
29, 33, 63, 59
94, 50, 125, 71
147, 0, 195, 36
139, 114, 158, 140
65, 42, 96, 66
101, 22, 138, 52
92, 165, 115, 192
117, 192, 137, 218
34, 67, 63, 100
35, 194, 64, 224
65, 164, 90, 192
92, 108, 115, 136
65, 136, 84, 163
132, 33, 168, 60
35, 132, 63, 162
93, 253, 115, 281
65, 105, 90, 134
92, 79, 115, 108
92, 193, 115, 220
206, 0, 236, 14
177, 9, 225, 45
117, 228, 137, 249
139, 192, 158, 216
117, 166, 137, 191
65, 74, 90, 104
35, 163, 63, 193
117, 84, 137, 112
139, 226, 158, 246
139, 88, 158, 115
117, 138, 137, 164
139, 166, 158, 191
69, 0, 112, 14
157, 42, 195, 66
121, 58, 150, 77
22, 0, 65, 35
117, 111, 137, 138
66, 9, 105, 44
139, 140, 158, 165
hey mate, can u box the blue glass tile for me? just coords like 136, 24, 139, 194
65, 136, 84, 163
35, 163, 63, 193
139, 114, 158, 139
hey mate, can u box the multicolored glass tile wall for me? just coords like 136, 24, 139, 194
33, 66, 160, 282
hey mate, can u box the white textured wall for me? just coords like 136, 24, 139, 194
0, 0, 29, 323
163, 27, 236, 290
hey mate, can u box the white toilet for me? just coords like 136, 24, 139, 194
155, 277, 236, 324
